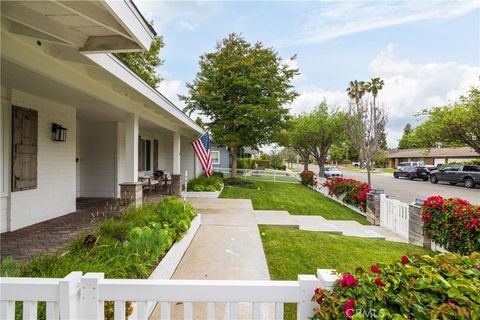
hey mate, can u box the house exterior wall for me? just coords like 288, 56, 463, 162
211, 146, 231, 169
4, 89, 76, 231
181, 136, 196, 180
78, 122, 116, 198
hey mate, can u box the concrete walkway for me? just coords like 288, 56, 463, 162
255, 210, 408, 243
150, 198, 272, 319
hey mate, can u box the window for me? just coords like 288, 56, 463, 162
138, 137, 152, 171
464, 165, 479, 172
211, 151, 220, 165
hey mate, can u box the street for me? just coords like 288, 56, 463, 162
298, 164, 480, 205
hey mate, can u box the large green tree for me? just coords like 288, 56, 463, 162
398, 123, 419, 149
275, 116, 312, 171
115, 35, 165, 88
181, 33, 299, 177
413, 87, 479, 153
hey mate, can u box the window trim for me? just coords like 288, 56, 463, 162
211, 150, 220, 165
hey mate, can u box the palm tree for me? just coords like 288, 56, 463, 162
365, 77, 384, 106
346, 80, 367, 105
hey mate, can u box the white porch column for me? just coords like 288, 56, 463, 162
173, 132, 181, 174
125, 113, 138, 182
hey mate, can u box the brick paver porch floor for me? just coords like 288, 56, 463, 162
0, 198, 123, 261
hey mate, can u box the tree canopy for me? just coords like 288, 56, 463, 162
413, 87, 479, 153
181, 33, 298, 176
115, 35, 165, 88
398, 124, 420, 149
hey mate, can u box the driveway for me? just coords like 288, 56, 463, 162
299, 164, 480, 205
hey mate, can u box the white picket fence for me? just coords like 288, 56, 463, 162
379, 194, 409, 239
214, 168, 300, 183
0, 270, 338, 320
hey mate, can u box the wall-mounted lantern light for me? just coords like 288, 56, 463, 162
52, 123, 67, 142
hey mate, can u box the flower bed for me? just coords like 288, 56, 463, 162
1, 197, 197, 320
422, 196, 480, 255
322, 177, 371, 211
312, 253, 480, 319
187, 176, 223, 192
300, 170, 315, 186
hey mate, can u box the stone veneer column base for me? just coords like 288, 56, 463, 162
119, 182, 143, 207
366, 189, 383, 225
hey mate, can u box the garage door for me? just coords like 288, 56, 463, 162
434, 158, 446, 166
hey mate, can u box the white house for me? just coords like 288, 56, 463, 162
0, 1, 203, 233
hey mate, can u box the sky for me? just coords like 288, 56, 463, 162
135, 0, 480, 148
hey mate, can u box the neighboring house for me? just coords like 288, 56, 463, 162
0, 1, 203, 233
241, 147, 259, 159
211, 146, 231, 169
387, 147, 480, 168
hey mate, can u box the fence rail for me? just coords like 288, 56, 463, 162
0, 270, 338, 320
379, 194, 409, 239
214, 167, 300, 183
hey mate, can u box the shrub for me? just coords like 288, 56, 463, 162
323, 178, 371, 211
237, 158, 256, 169
223, 177, 258, 189
187, 176, 223, 192
311, 253, 480, 319
422, 196, 480, 255
256, 160, 271, 169
300, 170, 315, 186
201, 171, 224, 179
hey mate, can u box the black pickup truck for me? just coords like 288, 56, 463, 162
429, 165, 480, 188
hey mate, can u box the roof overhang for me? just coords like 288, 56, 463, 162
0, 0, 155, 53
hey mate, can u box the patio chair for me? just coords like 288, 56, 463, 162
139, 177, 154, 194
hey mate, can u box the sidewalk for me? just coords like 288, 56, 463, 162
255, 210, 407, 243
150, 198, 272, 319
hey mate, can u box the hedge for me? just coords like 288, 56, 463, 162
323, 177, 371, 212
422, 196, 480, 255
312, 253, 480, 319
187, 176, 223, 192
237, 158, 256, 169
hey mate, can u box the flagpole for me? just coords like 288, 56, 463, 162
192, 129, 209, 143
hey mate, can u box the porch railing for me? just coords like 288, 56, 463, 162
379, 194, 409, 239
0, 269, 338, 320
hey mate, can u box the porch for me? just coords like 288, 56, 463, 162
0, 9, 203, 233
0, 198, 122, 261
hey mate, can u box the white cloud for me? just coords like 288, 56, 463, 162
174, 19, 199, 32
288, 45, 480, 147
134, 1, 221, 32
157, 76, 187, 109
291, 0, 480, 45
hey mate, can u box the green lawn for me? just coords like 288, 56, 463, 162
382, 168, 395, 173
259, 225, 431, 319
220, 181, 369, 224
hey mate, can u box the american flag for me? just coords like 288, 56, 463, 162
192, 131, 213, 177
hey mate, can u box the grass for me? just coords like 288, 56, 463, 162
220, 181, 369, 224
382, 168, 395, 174
259, 225, 432, 319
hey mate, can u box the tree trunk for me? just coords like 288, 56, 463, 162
303, 157, 309, 171
318, 161, 325, 178
366, 165, 372, 186
230, 146, 238, 178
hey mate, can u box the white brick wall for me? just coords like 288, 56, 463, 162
9, 90, 76, 231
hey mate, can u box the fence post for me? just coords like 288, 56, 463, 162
408, 198, 431, 248
317, 269, 339, 291
59, 271, 82, 319
273, 170, 276, 182
297, 274, 318, 319
80, 273, 104, 320
366, 189, 384, 225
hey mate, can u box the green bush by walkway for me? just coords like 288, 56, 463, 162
220, 181, 369, 224
259, 225, 432, 319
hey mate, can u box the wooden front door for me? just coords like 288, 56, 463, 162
12, 106, 38, 191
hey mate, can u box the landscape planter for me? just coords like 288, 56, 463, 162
311, 185, 367, 217
129, 214, 202, 319
184, 186, 224, 198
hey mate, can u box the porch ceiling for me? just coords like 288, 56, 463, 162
0, 0, 154, 53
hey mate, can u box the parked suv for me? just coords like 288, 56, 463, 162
394, 166, 430, 181
397, 161, 425, 169
429, 165, 480, 188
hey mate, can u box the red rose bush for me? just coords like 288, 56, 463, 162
322, 177, 371, 211
422, 196, 480, 254
311, 253, 480, 319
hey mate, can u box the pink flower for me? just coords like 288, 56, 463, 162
339, 274, 358, 287
342, 298, 356, 318
374, 278, 386, 287
370, 265, 381, 274
401, 256, 410, 265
